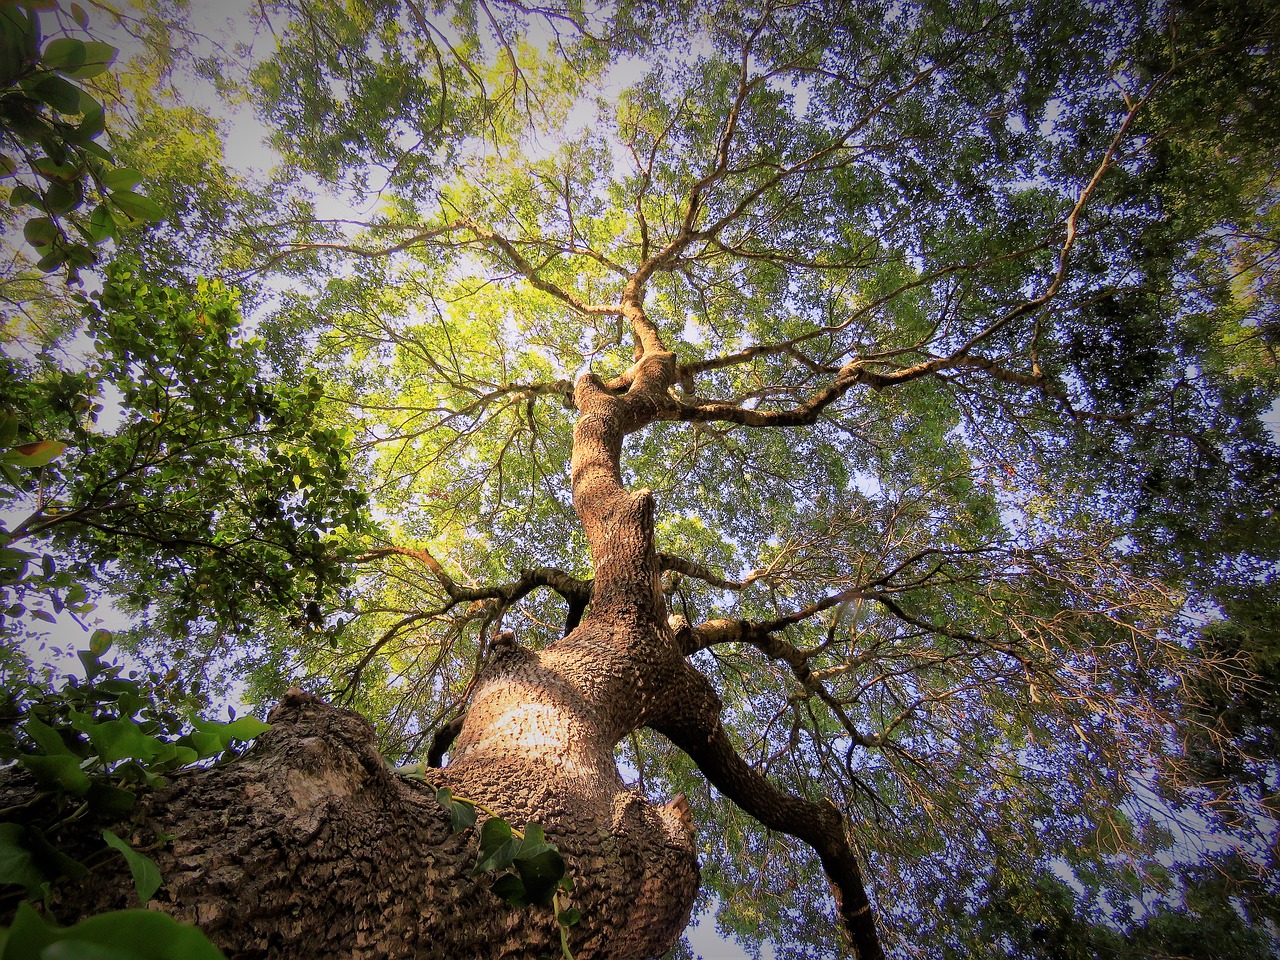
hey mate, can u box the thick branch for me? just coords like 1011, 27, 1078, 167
654, 666, 884, 960
657, 553, 764, 591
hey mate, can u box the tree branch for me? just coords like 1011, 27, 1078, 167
654, 665, 885, 960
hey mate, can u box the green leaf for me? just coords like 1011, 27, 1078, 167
514, 822, 554, 860
490, 871, 528, 906
108, 190, 164, 223
21, 216, 56, 247
449, 800, 476, 834
22, 825, 87, 883
86, 203, 114, 243
8, 183, 40, 208
41, 940, 138, 960
512, 847, 567, 906
42, 180, 81, 215
32, 155, 78, 181
101, 167, 142, 192
0, 902, 228, 960
101, 830, 162, 903
189, 715, 270, 752
22, 714, 71, 755
83, 717, 164, 764
41, 38, 87, 73
0, 823, 46, 895
17, 753, 90, 795
556, 906, 581, 927
0, 411, 16, 447
70, 4, 89, 29
29, 74, 82, 114
57, 42, 115, 80
473, 816, 518, 874
85, 781, 137, 816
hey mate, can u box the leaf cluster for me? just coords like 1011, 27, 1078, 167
1, 3, 164, 283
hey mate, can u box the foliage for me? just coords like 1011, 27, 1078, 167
3, 0, 1280, 956
0, 260, 370, 689
0, 636, 257, 958
399, 772, 581, 958
0, 1, 165, 285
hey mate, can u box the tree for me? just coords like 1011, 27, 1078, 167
3, 0, 1279, 957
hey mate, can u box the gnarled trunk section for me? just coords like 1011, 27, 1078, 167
48, 688, 696, 960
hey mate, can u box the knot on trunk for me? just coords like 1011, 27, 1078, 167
260, 687, 389, 786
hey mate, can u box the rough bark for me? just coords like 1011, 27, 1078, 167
40, 687, 697, 960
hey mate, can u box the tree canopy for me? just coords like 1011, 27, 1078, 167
3, 0, 1279, 956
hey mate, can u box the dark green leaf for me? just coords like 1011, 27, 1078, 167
474, 816, 518, 874
8, 183, 40, 208
85, 781, 137, 816
30, 75, 82, 114
490, 871, 528, 906
449, 800, 476, 834
512, 847, 567, 906
0, 823, 46, 895
22, 714, 70, 755
101, 829, 162, 903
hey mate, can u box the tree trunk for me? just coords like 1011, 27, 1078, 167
47, 685, 698, 960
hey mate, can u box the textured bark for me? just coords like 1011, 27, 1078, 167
39, 687, 697, 960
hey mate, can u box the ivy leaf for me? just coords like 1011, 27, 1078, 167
22, 714, 72, 756
0, 823, 46, 895
449, 799, 476, 833
512, 847, 567, 906
514, 822, 554, 860
473, 816, 519, 874
490, 871, 528, 907
0, 902, 228, 960
188, 715, 270, 754
19, 753, 91, 795
101, 829, 162, 903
